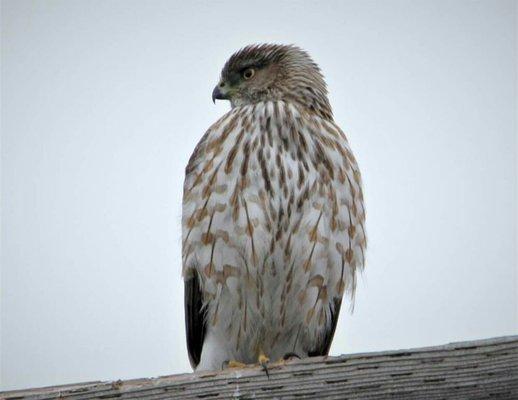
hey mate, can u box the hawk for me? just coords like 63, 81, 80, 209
182, 44, 366, 371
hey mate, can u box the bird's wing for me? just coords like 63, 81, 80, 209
307, 116, 366, 357
308, 297, 342, 357
184, 273, 207, 369
183, 128, 210, 370
182, 110, 237, 369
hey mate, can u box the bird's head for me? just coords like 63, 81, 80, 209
212, 44, 332, 119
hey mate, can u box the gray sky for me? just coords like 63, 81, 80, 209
1, 0, 516, 391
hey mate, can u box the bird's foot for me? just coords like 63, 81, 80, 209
258, 352, 270, 367
258, 351, 270, 378
222, 360, 248, 369
271, 352, 301, 367
282, 352, 301, 362
222, 353, 271, 376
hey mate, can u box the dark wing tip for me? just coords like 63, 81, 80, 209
308, 297, 343, 357
184, 274, 207, 369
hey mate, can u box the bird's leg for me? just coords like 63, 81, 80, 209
222, 360, 247, 369
257, 350, 270, 378
271, 352, 301, 366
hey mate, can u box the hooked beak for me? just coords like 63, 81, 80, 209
212, 84, 229, 103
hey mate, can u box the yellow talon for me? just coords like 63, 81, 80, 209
226, 360, 247, 368
258, 353, 269, 366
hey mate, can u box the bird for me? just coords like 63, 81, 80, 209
182, 44, 366, 372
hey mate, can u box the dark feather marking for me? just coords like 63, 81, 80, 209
182, 192, 212, 249
242, 196, 257, 266
225, 128, 245, 174
258, 146, 272, 194
240, 140, 251, 177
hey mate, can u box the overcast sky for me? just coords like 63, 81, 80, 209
1, 0, 516, 391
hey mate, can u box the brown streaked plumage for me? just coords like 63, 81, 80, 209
184, 44, 366, 371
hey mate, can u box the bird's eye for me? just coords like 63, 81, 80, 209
243, 68, 255, 80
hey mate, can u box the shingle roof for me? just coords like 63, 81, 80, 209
2, 335, 517, 400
